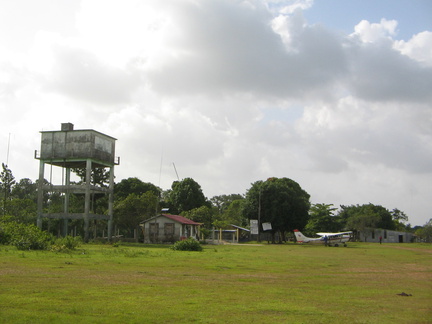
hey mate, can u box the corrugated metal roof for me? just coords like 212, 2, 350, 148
162, 214, 200, 225
140, 214, 200, 225
230, 224, 250, 232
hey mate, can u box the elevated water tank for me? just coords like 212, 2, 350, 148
39, 123, 117, 168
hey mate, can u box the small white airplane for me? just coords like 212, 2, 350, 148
293, 229, 352, 247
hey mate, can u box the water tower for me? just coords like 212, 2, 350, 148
35, 123, 119, 241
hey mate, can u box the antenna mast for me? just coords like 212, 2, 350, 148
6, 133, 11, 165
172, 162, 180, 181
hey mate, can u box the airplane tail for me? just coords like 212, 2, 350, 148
293, 229, 309, 243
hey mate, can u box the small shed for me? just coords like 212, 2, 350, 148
140, 214, 201, 243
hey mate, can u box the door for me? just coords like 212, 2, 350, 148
149, 223, 159, 243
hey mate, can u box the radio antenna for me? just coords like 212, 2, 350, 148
6, 133, 11, 166
172, 162, 180, 181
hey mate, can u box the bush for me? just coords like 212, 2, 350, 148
171, 238, 203, 251
0, 219, 53, 250
51, 236, 82, 252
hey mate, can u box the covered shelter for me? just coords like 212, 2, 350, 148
209, 224, 250, 244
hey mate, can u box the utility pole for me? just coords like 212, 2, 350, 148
258, 187, 261, 242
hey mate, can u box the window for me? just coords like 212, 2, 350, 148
150, 223, 159, 234
164, 223, 174, 236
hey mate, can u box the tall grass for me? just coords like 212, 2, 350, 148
0, 242, 430, 323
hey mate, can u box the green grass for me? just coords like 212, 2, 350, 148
0, 242, 431, 323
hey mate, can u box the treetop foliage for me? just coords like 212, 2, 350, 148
0, 163, 420, 241
115, 177, 160, 201
340, 203, 396, 231
169, 177, 209, 214
243, 177, 311, 241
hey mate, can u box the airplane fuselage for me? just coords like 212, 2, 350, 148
294, 230, 352, 246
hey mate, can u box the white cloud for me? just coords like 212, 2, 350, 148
44, 45, 141, 105
346, 34, 432, 103
394, 31, 432, 66
1, 0, 431, 225
351, 18, 398, 43
266, 0, 314, 15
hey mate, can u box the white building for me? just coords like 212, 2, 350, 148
140, 214, 201, 243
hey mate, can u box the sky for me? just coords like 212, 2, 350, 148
1, 0, 431, 226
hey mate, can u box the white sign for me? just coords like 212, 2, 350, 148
250, 219, 258, 235
262, 222, 272, 231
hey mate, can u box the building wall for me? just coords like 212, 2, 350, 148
359, 228, 414, 243
141, 216, 198, 243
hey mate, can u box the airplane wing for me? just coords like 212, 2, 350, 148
316, 231, 352, 237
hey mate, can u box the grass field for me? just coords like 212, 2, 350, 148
0, 242, 431, 323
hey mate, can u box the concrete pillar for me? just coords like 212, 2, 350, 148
36, 160, 45, 229
84, 159, 92, 242
62, 167, 70, 236
107, 166, 114, 241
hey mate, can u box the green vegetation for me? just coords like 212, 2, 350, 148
0, 219, 52, 250
0, 218, 81, 252
0, 242, 430, 323
1, 162, 429, 242
171, 238, 203, 251
243, 177, 311, 243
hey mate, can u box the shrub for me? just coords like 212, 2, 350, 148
51, 236, 82, 252
0, 220, 53, 250
171, 238, 203, 251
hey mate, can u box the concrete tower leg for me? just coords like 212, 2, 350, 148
37, 160, 45, 229
62, 167, 70, 236
107, 166, 114, 242
84, 159, 92, 242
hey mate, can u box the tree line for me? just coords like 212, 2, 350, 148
1, 163, 431, 242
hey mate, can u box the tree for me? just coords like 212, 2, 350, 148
415, 219, 432, 243
210, 194, 246, 227
210, 194, 244, 215
113, 191, 158, 237
222, 199, 247, 227
6, 198, 37, 224
72, 167, 110, 187
391, 208, 409, 231
168, 178, 209, 214
182, 206, 214, 228
243, 177, 310, 243
305, 203, 340, 235
0, 163, 16, 216
11, 178, 37, 201
340, 204, 396, 241
114, 177, 160, 201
